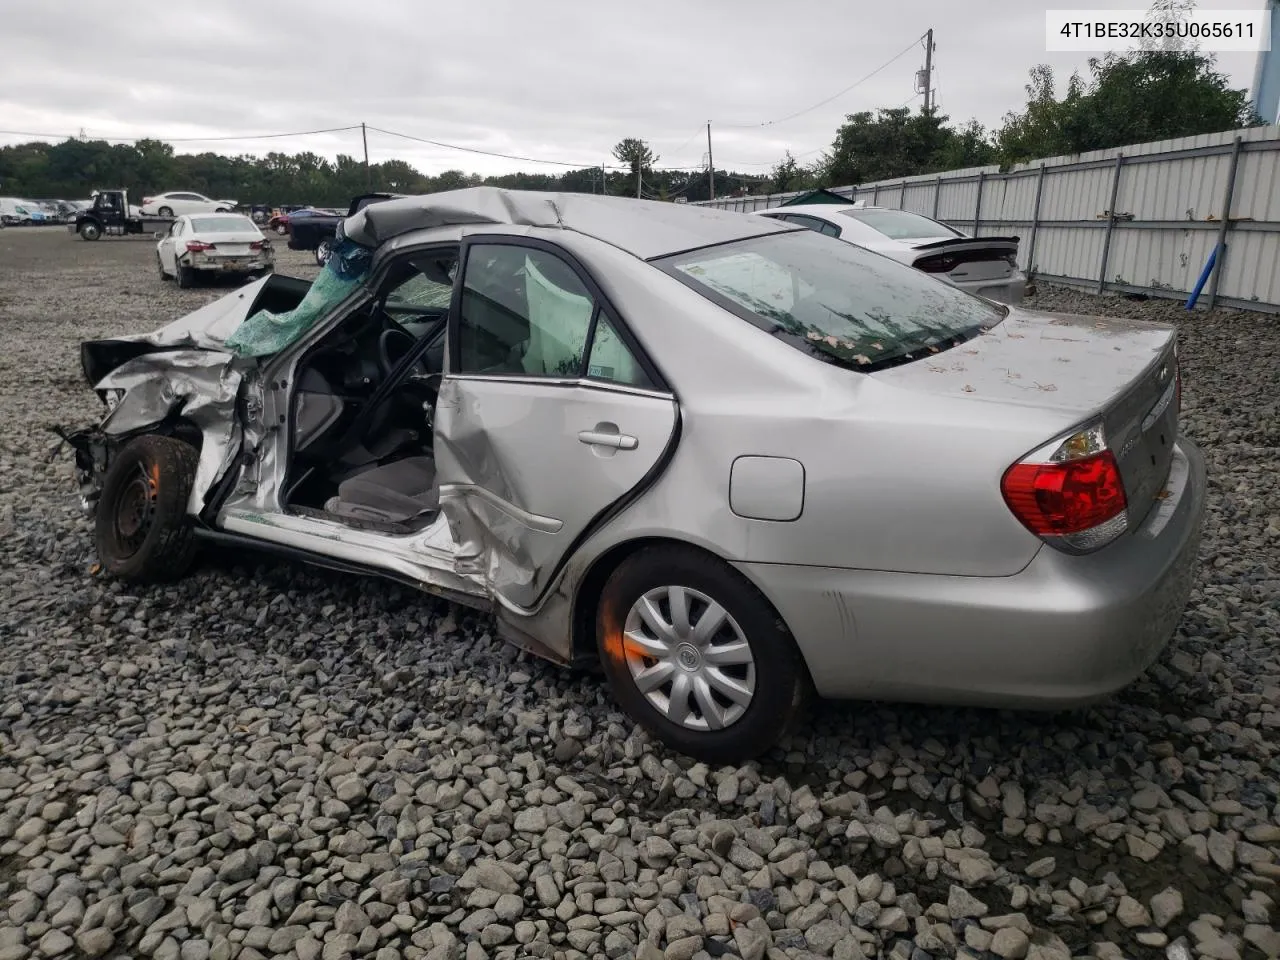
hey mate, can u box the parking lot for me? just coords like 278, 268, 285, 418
0, 224, 1277, 960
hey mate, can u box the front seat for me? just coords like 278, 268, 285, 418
324, 456, 438, 525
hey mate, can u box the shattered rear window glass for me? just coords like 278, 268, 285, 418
657, 229, 1003, 372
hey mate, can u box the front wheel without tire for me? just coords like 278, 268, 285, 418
595, 546, 809, 763
94, 435, 199, 582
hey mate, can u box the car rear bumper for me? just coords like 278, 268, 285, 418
735, 438, 1206, 708
954, 272, 1026, 304
182, 255, 273, 273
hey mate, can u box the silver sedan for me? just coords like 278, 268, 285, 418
64, 188, 1206, 762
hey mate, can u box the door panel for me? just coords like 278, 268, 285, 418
433, 376, 677, 609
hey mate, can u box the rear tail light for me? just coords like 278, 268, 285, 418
915, 254, 957, 274
1001, 422, 1128, 553
186, 240, 214, 252
142, 197, 153, 205
249, 240, 266, 250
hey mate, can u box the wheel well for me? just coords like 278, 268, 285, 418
569, 536, 812, 692
131, 415, 203, 452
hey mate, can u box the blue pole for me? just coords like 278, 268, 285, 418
1186, 244, 1219, 311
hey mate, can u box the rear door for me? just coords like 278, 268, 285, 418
432, 237, 678, 610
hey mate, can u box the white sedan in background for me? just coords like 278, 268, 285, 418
156, 213, 274, 288
140, 191, 238, 216
753, 203, 1027, 304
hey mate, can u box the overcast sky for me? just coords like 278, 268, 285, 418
0, 0, 1266, 179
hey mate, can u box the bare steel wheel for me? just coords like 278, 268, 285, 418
623, 585, 757, 731
95, 434, 199, 582
597, 545, 809, 763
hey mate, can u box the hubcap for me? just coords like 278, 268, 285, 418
622, 585, 756, 731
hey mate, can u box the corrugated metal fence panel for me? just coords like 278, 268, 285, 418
694, 125, 1280, 310
1234, 144, 1280, 221
1220, 229, 1280, 305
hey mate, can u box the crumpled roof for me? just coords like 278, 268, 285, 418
340, 186, 797, 261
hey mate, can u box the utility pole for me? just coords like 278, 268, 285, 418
922, 29, 934, 113
361, 122, 371, 190
706, 122, 714, 201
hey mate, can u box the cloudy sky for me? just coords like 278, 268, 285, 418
0, 0, 1266, 178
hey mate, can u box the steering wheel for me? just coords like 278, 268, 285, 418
376, 328, 426, 379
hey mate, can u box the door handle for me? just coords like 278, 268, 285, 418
578, 429, 638, 450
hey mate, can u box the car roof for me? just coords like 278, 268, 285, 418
344, 186, 802, 260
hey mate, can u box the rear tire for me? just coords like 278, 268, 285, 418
177, 265, 194, 288
157, 254, 169, 280
275, 223, 287, 235
94, 435, 200, 583
158, 206, 173, 217
595, 545, 809, 763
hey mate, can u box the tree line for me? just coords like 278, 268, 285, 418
0, 50, 1259, 206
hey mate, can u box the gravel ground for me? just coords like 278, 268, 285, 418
1, 225, 1278, 960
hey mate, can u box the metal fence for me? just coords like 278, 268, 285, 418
695, 125, 1280, 314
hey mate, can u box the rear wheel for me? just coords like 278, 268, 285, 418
158, 206, 173, 217
214, 206, 229, 213
157, 254, 169, 280
275, 223, 287, 235
596, 546, 809, 763
95, 435, 199, 582
177, 265, 195, 288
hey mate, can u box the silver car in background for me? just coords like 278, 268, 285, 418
63, 188, 1205, 762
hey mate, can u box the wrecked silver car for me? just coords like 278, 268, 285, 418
63, 187, 1207, 762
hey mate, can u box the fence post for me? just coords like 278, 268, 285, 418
872, 182, 881, 206
900, 180, 907, 210
1026, 163, 1047, 276
932, 176, 942, 220
1205, 135, 1244, 311
1097, 153, 1125, 294
973, 172, 985, 235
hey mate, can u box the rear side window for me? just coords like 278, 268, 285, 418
657, 230, 1004, 372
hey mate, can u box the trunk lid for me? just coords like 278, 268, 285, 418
870, 305, 1178, 527
910, 237, 1019, 283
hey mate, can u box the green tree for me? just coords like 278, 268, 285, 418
996, 51, 1260, 165
611, 137, 658, 196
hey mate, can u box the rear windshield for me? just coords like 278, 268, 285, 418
839, 208, 962, 240
191, 216, 257, 233
656, 230, 1004, 372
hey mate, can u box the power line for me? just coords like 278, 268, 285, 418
369, 125, 603, 169
0, 125, 362, 143
720, 32, 927, 128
